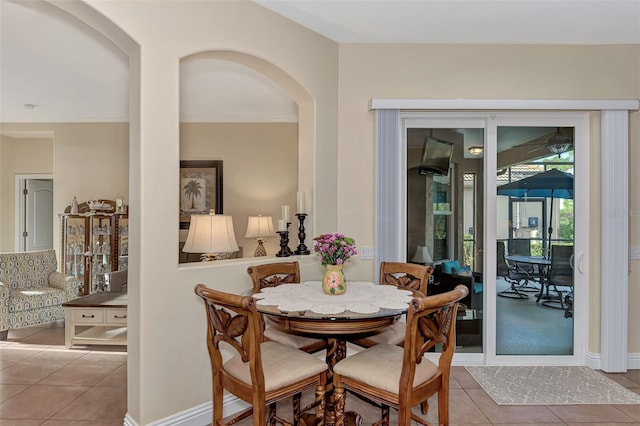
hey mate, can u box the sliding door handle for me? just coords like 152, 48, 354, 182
577, 252, 584, 273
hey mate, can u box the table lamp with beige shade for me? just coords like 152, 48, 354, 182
411, 245, 433, 266
182, 210, 239, 261
245, 215, 276, 257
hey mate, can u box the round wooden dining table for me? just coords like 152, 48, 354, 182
254, 281, 416, 426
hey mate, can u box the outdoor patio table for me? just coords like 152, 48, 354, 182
506, 255, 552, 302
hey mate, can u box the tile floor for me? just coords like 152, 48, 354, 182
2, 321, 640, 425
0, 321, 126, 426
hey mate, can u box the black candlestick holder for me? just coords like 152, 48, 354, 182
276, 223, 293, 257
294, 213, 310, 255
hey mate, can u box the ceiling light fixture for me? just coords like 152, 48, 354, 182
549, 143, 571, 154
547, 143, 571, 154
468, 146, 484, 155
547, 128, 572, 155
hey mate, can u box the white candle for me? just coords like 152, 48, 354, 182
282, 205, 290, 222
297, 191, 306, 213
277, 219, 287, 232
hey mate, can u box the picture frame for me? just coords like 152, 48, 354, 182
179, 160, 223, 229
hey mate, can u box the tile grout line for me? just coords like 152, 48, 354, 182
1, 324, 104, 423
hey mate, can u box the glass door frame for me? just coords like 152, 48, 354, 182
398, 111, 588, 366
374, 99, 637, 371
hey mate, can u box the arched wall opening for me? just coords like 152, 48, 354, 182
46, 0, 141, 420
179, 50, 316, 260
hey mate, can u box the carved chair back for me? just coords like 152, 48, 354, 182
194, 285, 265, 385
333, 285, 469, 426
194, 284, 327, 426
379, 261, 433, 295
403, 285, 465, 385
247, 261, 301, 293
246, 261, 326, 354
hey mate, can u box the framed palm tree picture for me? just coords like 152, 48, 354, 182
179, 160, 223, 229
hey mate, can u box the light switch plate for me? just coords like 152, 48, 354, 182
630, 246, 640, 260
361, 246, 374, 259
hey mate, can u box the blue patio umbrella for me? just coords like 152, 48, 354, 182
497, 169, 574, 256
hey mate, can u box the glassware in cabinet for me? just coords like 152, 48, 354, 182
115, 214, 128, 271
60, 214, 89, 295
90, 215, 116, 293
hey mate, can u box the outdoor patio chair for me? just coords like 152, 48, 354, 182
496, 241, 531, 299
508, 239, 540, 292
541, 245, 574, 316
509, 239, 531, 256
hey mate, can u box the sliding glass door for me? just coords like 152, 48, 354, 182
495, 126, 575, 356
401, 112, 587, 364
405, 121, 486, 357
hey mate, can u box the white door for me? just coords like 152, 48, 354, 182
24, 179, 54, 251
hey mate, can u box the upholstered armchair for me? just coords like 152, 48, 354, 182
0, 249, 79, 339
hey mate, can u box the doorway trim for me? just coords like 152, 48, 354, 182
371, 98, 639, 372
14, 174, 54, 251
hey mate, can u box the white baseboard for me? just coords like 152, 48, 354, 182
585, 350, 640, 371
131, 353, 640, 425
125, 394, 249, 426
585, 350, 601, 369
627, 352, 640, 369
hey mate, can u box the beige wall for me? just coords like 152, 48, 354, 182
336, 43, 640, 354
0, 135, 53, 251
0, 123, 129, 257
0, 122, 294, 258
180, 122, 298, 257
8, 1, 640, 424
79, 1, 339, 424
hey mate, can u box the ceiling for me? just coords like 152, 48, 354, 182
1, 0, 639, 124
256, 0, 640, 44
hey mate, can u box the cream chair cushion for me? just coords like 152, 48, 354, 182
224, 341, 327, 392
264, 323, 325, 350
333, 343, 438, 394
359, 322, 406, 346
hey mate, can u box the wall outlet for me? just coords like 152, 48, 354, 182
630, 246, 640, 260
361, 246, 374, 259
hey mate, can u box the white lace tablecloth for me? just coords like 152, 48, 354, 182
254, 281, 413, 314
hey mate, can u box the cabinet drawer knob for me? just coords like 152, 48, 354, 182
82, 314, 95, 318
114, 315, 127, 319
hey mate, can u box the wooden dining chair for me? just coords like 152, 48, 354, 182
379, 261, 432, 295
351, 261, 433, 348
247, 261, 301, 293
333, 285, 469, 426
247, 262, 327, 354
194, 284, 327, 426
